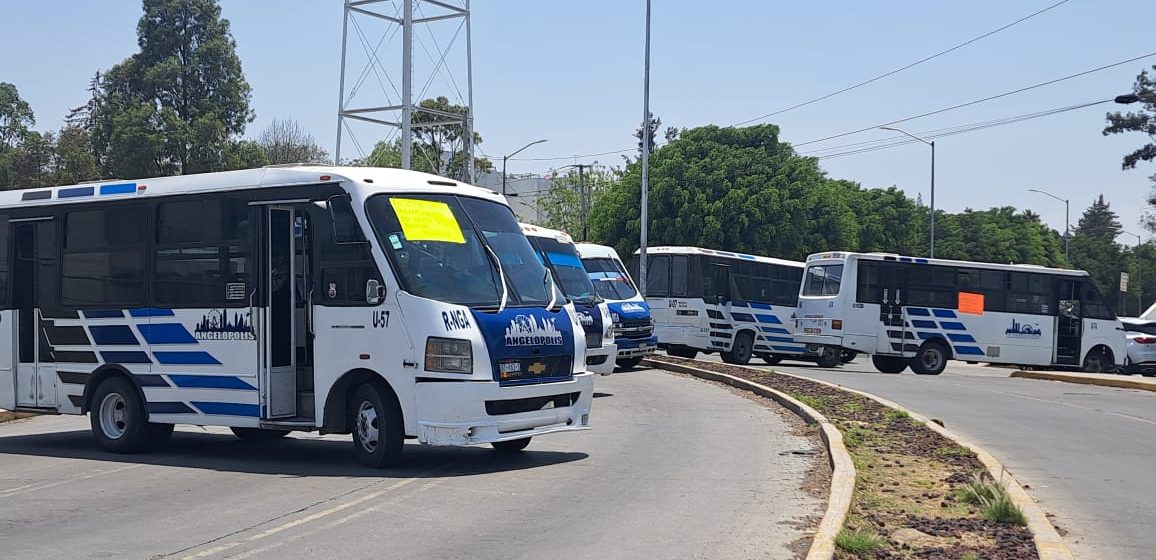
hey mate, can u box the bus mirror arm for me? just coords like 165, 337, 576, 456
366, 279, 385, 305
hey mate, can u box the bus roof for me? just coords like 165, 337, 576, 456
0, 165, 506, 208
519, 222, 575, 244
638, 245, 804, 269
575, 242, 621, 260
804, 251, 1089, 277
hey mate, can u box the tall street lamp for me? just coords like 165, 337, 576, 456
501, 139, 548, 196
880, 126, 935, 258
1123, 229, 1143, 316
638, 0, 653, 297
1027, 188, 1070, 266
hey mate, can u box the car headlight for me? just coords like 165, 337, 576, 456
425, 337, 472, 373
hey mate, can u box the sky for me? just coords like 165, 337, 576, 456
1, 0, 1154, 245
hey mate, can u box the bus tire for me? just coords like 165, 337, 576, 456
616, 357, 643, 369
816, 347, 841, 368
761, 354, 782, 365
911, 341, 950, 375
90, 376, 166, 453
721, 331, 754, 365
350, 382, 404, 468
872, 355, 908, 374
841, 349, 857, 364
1082, 347, 1113, 374
491, 437, 531, 453
667, 346, 698, 359
231, 427, 290, 441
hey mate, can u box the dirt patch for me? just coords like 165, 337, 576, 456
653, 356, 1039, 560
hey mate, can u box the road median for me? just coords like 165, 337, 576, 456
647, 356, 1073, 560
1011, 369, 1156, 392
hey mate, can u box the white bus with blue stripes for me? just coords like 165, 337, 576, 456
0, 166, 594, 467
520, 224, 617, 375
636, 246, 839, 367
794, 252, 1127, 375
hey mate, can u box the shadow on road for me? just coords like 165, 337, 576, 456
0, 429, 589, 478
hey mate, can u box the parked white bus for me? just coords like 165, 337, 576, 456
520, 224, 616, 375
636, 246, 837, 367
794, 252, 1126, 375
0, 166, 594, 467
574, 243, 658, 368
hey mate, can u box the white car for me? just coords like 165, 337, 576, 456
1120, 317, 1156, 376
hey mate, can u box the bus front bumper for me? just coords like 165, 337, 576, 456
615, 335, 658, 358
415, 373, 594, 446
586, 343, 618, 375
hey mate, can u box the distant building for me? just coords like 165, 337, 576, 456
473, 171, 553, 224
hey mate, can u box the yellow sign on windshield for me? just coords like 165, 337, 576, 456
390, 198, 466, 244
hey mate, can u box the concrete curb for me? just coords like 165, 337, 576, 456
643, 358, 854, 560
773, 369, 1076, 560
1011, 369, 1156, 393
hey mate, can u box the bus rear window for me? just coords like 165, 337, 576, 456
803, 264, 843, 296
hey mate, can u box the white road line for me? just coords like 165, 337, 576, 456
0, 463, 145, 498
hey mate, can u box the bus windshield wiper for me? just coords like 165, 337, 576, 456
544, 268, 558, 311
482, 243, 509, 313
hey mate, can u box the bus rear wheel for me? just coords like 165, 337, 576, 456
350, 382, 404, 468
1082, 348, 1113, 374
761, 354, 782, 365
815, 347, 841, 368
872, 355, 909, 374
666, 346, 698, 359
911, 342, 949, 375
721, 332, 754, 365
90, 376, 171, 453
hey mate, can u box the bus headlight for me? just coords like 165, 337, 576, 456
425, 337, 472, 373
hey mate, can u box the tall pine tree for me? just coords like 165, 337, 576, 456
1070, 194, 1125, 313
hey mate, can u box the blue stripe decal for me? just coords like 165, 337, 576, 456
129, 308, 176, 317
771, 345, 806, 353
755, 314, 782, 325
947, 333, 977, 343
915, 258, 929, 264
911, 319, 937, 329
137, 323, 197, 345
738, 254, 756, 260
154, 351, 221, 365
907, 308, 930, 316
731, 312, 756, 323
191, 402, 259, 417
940, 321, 967, 331
954, 346, 985, 356
169, 375, 255, 390
59, 186, 95, 198
763, 335, 796, 343
754, 344, 770, 351
134, 374, 170, 387
917, 332, 946, 340
748, 302, 773, 310
83, 309, 124, 318
761, 326, 791, 334
89, 325, 139, 345
932, 309, 957, 318
148, 401, 196, 414
100, 351, 152, 363
731, 301, 749, 307
899, 257, 912, 262
99, 183, 136, 195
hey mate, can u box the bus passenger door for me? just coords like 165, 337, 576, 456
259, 207, 297, 418
13, 219, 57, 408
876, 263, 909, 355
1054, 279, 1081, 366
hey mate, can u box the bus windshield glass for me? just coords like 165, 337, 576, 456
582, 257, 638, 300
530, 237, 598, 304
802, 264, 843, 296
366, 194, 559, 308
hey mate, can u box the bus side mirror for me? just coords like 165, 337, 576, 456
366, 279, 385, 304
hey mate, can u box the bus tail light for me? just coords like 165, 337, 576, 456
425, 337, 473, 373
1134, 336, 1156, 344
831, 320, 843, 330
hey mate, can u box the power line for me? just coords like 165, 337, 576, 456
732, 0, 1075, 126
510, 147, 634, 162
794, 50, 1156, 148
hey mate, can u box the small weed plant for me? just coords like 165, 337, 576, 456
957, 473, 1002, 505
835, 529, 886, 555
981, 493, 1028, 526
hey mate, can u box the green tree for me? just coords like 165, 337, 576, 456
258, 118, 328, 165
0, 83, 35, 149
1070, 195, 1125, 313
1104, 64, 1156, 170
362, 97, 493, 181
90, 0, 254, 178
539, 165, 617, 240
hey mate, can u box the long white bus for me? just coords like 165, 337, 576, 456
636, 246, 838, 367
0, 166, 594, 467
574, 243, 658, 368
520, 224, 616, 375
794, 252, 1126, 375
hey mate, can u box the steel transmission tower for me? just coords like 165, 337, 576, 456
335, 0, 475, 181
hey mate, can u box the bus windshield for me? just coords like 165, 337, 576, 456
366, 194, 559, 308
802, 264, 843, 296
582, 256, 638, 300
529, 237, 599, 304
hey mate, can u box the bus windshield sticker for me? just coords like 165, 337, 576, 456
389, 198, 466, 244
958, 292, 984, 315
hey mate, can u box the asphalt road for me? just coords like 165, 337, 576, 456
699, 353, 1156, 560
0, 369, 822, 560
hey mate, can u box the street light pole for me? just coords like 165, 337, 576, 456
1124, 229, 1143, 316
1027, 188, 1070, 266
501, 139, 548, 196
639, 0, 652, 297
880, 126, 935, 258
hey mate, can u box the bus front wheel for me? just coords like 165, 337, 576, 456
871, 355, 908, 374
350, 382, 404, 468
761, 354, 782, 365
491, 437, 531, 452
90, 376, 172, 453
616, 357, 644, 369
667, 346, 698, 359
815, 347, 841, 368
721, 332, 754, 365
1082, 348, 1113, 374
911, 342, 949, 375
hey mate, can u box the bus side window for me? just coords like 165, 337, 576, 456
856, 261, 880, 304
318, 201, 382, 306
647, 255, 670, 297
0, 216, 8, 308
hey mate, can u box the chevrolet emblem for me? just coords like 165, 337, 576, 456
527, 362, 547, 375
